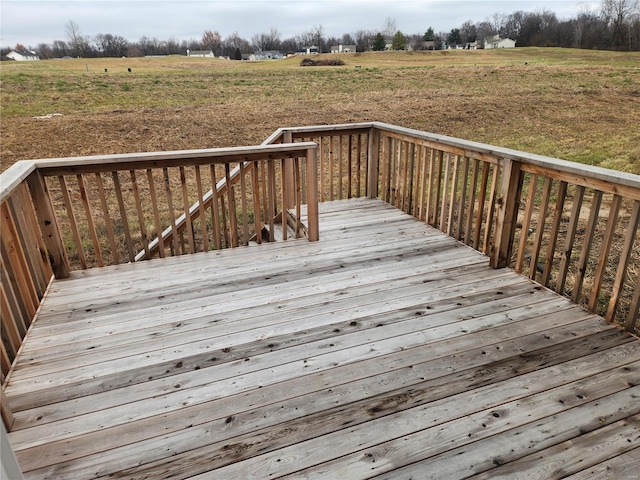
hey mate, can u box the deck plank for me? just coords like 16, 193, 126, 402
4, 198, 640, 480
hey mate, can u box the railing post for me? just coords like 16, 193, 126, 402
306, 146, 319, 241
367, 127, 380, 199
490, 158, 523, 269
283, 131, 296, 209
25, 171, 70, 279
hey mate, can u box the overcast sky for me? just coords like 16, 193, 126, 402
1, 0, 600, 49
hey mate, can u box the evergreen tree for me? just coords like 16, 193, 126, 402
392, 31, 407, 50
372, 32, 386, 51
423, 27, 435, 41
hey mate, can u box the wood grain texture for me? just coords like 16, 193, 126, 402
3, 198, 639, 480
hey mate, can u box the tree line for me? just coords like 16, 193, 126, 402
3, 0, 639, 59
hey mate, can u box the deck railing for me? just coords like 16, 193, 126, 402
0, 143, 319, 428
266, 122, 639, 334
0, 122, 638, 431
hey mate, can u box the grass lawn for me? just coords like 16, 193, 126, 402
1, 48, 639, 173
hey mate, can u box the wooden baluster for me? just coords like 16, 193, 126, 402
251, 161, 262, 244
146, 169, 165, 258
76, 174, 104, 267
319, 137, 325, 203
194, 166, 210, 252
412, 144, 422, 219
447, 154, 460, 236
329, 136, 335, 201
366, 129, 379, 200
425, 149, 436, 225
338, 135, 343, 200
94, 173, 119, 264
455, 157, 469, 240
161, 168, 180, 256
1, 337, 11, 378
129, 170, 150, 260
606, 200, 639, 322
209, 164, 222, 250
356, 134, 362, 197
295, 157, 302, 238
626, 276, 640, 332
482, 164, 500, 256
515, 174, 539, 273
439, 152, 451, 232
178, 167, 195, 254
556, 185, 585, 294
418, 146, 429, 222
393, 140, 403, 209
238, 164, 249, 246
267, 159, 276, 243
348, 135, 353, 199
407, 143, 416, 215
112, 172, 135, 262
473, 162, 489, 250
573, 190, 603, 304
224, 163, 238, 247
433, 150, 443, 227
382, 136, 390, 202
541, 181, 568, 286
58, 175, 87, 269
464, 159, 479, 245
588, 194, 622, 312
528, 177, 553, 279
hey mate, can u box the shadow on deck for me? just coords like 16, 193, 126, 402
5, 198, 640, 479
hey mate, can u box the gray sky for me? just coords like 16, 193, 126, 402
1, 0, 600, 49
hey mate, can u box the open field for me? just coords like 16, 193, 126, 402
1, 48, 639, 173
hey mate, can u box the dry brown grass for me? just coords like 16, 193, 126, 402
1, 48, 639, 173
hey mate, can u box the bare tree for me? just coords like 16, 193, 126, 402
310, 24, 325, 52
252, 27, 281, 52
601, 0, 640, 48
354, 30, 376, 51
65, 20, 87, 57
201, 30, 221, 56
383, 17, 397, 39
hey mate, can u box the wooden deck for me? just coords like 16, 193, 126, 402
4, 198, 640, 479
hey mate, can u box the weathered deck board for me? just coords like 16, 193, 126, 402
4, 198, 640, 480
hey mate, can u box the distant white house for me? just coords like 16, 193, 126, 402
6, 50, 40, 61
484, 35, 516, 49
250, 50, 284, 60
330, 44, 356, 53
186, 49, 214, 58
304, 46, 319, 55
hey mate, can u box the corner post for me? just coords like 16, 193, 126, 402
306, 146, 319, 242
367, 127, 380, 199
490, 158, 523, 269
25, 171, 70, 279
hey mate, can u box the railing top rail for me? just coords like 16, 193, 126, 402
0, 142, 318, 203
370, 122, 640, 192
0, 161, 37, 204
265, 123, 375, 145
